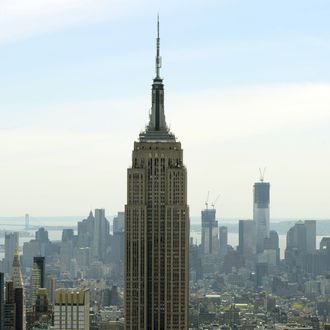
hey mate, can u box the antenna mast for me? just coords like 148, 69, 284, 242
155, 15, 162, 78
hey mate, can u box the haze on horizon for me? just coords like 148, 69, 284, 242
0, 0, 329, 219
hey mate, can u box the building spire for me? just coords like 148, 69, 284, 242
155, 14, 161, 79
138, 16, 175, 141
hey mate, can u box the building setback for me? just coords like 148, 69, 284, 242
53, 288, 90, 330
125, 19, 189, 330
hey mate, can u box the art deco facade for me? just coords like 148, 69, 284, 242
125, 21, 189, 330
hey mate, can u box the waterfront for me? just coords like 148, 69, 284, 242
0, 217, 327, 259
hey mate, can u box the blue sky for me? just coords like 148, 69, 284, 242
0, 0, 330, 218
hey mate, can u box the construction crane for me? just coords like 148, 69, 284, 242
211, 194, 221, 209
205, 191, 210, 209
259, 167, 266, 182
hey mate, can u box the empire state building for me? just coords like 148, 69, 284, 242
125, 19, 189, 330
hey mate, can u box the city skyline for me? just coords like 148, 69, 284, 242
1, 1, 330, 218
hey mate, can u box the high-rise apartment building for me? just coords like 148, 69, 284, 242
253, 180, 270, 253
4, 232, 19, 274
53, 288, 90, 330
125, 20, 189, 329
201, 208, 219, 255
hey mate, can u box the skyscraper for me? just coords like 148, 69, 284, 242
93, 208, 110, 262
201, 208, 219, 255
53, 288, 89, 330
113, 211, 125, 233
77, 210, 95, 248
253, 180, 270, 253
11, 248, 24, 290
0, 272, 4, 330
219, 226, 228, 257
238, 220, 256, 258
33, 257, 45, 288
31, 263, 41, 306
31, 257, 45, 306
4, 280, 16, 329
4, 232, 19, 274
125, 19, 189, 329
10, 249, 26, 330
304, 220, 316, 253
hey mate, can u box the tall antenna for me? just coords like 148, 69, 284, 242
259, 167, 266, 182
155, 14, 162, 78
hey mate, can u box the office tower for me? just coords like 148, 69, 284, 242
113, 211, 125, 233
54, 288, 90, 330
14, 287, 25, 330
286, 221, 307, 252
31, 257, 45, 305
4, 232, 19, 274
112, 212, 125, 268
255, 262, 268, 287
46, 275, 56, 305
219, 226, 228, 257
33, 257, 45, 288
284, 220, 316, 272
11, 248, 26, 330
201, 208, 219, 255
93, 208, 110, 262
264, 230, 280, 265
31, 262, 41, 305
4, 281, 16, 329
125, 20, 189, 329
11, 248, 24, 289
253, 179, 270, 253
62, 229, 74, 242
25, 214, 30, 230
304, 220, 316, 253
0, 272, 4, 330
35, 288, 49, 316
69, 258, 78, 279
78, 211, 95, 247
238, 220, 256, 258
22, 241, 41, 270
35, 228, 49, 244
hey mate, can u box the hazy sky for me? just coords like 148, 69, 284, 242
0, 0, 330, 218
